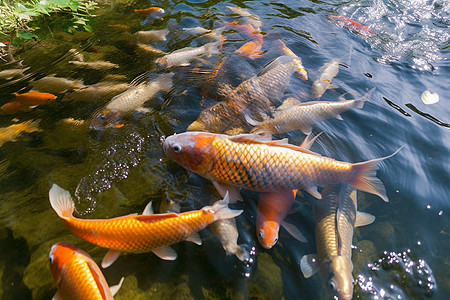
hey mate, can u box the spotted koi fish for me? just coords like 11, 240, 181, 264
162, 131, 401, 202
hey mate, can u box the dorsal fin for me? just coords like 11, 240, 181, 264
134, 212, 180, 222
228, 134, 322, 156
256, 55, 294, 77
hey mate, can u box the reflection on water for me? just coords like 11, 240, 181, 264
0, 0, 449, 299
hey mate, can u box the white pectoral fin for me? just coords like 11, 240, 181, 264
110, 277, 124, 297
300, 254, 319, 278
142, 201, 154, 215
102, 250, 122, 268
355, 211, 376, 227
281, 221, 307, 243
304, 186, 322, 199
53, 291, 62, 300
152, 246, 177, 260
300, 126, 313, 135
186, 232, 202, 245
335, 114, 344, 120
212, 181, 243, 203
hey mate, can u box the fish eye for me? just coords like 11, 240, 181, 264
49, 254, 54, 264
328, 280, 337, 292
172, 144, 182, 153
273, 237, 278, 244
258, 231, 264, 238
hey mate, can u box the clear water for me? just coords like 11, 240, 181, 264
0, 0, 448, 299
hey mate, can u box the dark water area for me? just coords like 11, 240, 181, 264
0, 0, 448, 299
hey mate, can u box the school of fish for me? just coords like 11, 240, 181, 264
0, 3, 399, 299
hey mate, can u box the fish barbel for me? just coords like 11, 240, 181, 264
49, 242, 124, 300
312, 59, 340, 98
300, 184, 375, 300
249, 89, 374, 135
162, 131, 400, 202
49, 184, 242, 267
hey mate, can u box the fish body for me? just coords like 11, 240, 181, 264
183, 26, 211, 35
312, 59, 340, 98
234, 39, 264, 59
133, 7, 164, 15
0, 67, 30, 80
250, 89, 372, 135
276, 40, 308, 80
134, 29, 169, 43
49, 184, 242, 266
226, 6, 263, 30
156, 40, 221, 68
69, 60, 119, 70
0, 120, 40, 146
29, 76, 84, 94
49, 242, 123, 300
257, 190, 305, 249
136, 43, 167, 56
0, 101, 27, 114
300, 184, 375, 300
62, 82, 130, 102
209, 216, 248, 261
14, 91, 57, 106
328, 15, 375, 35
163, 131, 398, 202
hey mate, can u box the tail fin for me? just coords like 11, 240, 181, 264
49, 184, 75, 218
23, 119, 41, 133
352, 88, 375, 109
209, 192, 243, 221
156, 72, 174, 92
349, 147, 403, 202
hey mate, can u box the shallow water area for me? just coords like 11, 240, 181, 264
0, 0, 449, 299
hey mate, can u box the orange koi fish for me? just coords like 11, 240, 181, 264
13, 91, 57, 106
49, 184, 242, 268
162, 132, 401, 202
328, 15, 375, 35
234, 38, 264, 59
257, 190, 306, 249
49, 242, 124, 300
133, 7, 165, 15
0, 101, 27, 114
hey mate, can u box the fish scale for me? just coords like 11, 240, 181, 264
63, 211, 213, 253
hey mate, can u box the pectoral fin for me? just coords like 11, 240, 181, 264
335, 114, 344, 120
304, 186, 321, 199
152, 246, 177, 260
300, 254, 319, 278
212, 181, 243, 203
186, 232, 202, 245
101, 250, 121, 268
142, 201, 154, 215
110, 277, 125, 297
355, 211, 376, 227
281, 221, 307, 242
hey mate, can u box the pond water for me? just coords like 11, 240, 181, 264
0, 0, 449, 299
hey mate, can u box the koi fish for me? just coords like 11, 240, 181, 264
257, 190, 306, 249
0, 67, 30, 80
136, 43, 167, 56
0, 101, 27, 114
300, 184, 375, 300
91, 73, 173, 128
162, 131, 401, 202
156, 40, 222, 68
62, 82, 130, 102
209, 215, 249, 261
69, 60, 119, 70
29, 76, 84, 94
226, 6, 263, 30
234, 39, 264, 59
248, 89, 374, 135
134, 29, 169, 43
49, 184, 242, 267
0, 120, 40, 146
328, 15, 375, 35
49, 242, 124, 300
133, 7, 164, 15
276, 40, 308, 80
13, 91, 57, 106
312, 59, 340, 98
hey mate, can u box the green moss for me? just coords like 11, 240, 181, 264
249, 252, 284, 300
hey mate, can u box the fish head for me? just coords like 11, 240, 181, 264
257, 221, 280, 249
90, 108, 121, 129
311, 80, 326, 98
156, 57, 169, 68
49, 242, 78, 285
320, 256, 354, 300
162, 131, 217, 175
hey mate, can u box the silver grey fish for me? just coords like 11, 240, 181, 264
300, 184, 375, 300
249, 89, 374, 135
209, 217, 248, 261
29, 76, 84, 94
312, 59, 340, 98
156, 40, 222, 68
69, 60, 119, 70
134, 29, 169, 43
0, 67, 30, 80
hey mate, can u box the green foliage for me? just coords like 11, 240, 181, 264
0, 0, 98, 41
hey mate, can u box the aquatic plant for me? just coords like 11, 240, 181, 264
0, 0, 98, 41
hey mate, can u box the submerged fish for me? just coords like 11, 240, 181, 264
62, 82, 130, 102
300, 184, 375, 300
226, 6, 263, 30
13, 91, 57, 106
91, 73, 173, 128
312, 59, 340, 98
249, 89, 374, 135
328, 15, 375, 35
162, 131, 400, 202
156, 40, 222, 68
49, 242, 124, 300
134, 29, 169, 43
29, 76, 84, 94
49, 184, 242, 267
182, 26, 211, 35
0, 120, 40, 146
136, 43, 167, 56
133, 7, 164, 15
257, 190, 306, 249
69, 60, 119, 70
0, 101, 27, 114
234, 39, 264, 59
276, 40, 308, 80
0, 67, 30, 80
